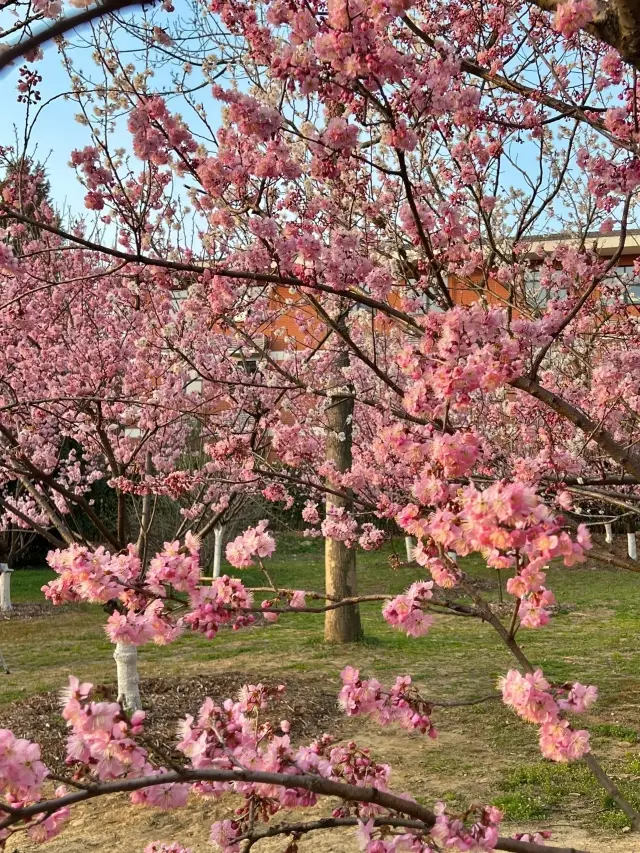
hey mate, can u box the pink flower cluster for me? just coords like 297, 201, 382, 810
500, 669, 596, 762
414, 543, 459, 588
145, 533, 201, 595
0, 729, 48, 801
62, 677, 189, 808
212, 85, 282, 140
105, 599, 183, 646
184, 576, 255, 638
43, 539, 273, 650
261, 483, 294, 509
339, 668, 437, 737
431, 802, 502, 852
127, 96, 198, 166
302, 500, 321, 524
358, 523, 386, 551
553, 0, 596, 37
506, 565, 555, 628
397, 306, 523, 416
225, 520, 276, 568
382, 581, 434, 637
356, 802, 502, 853
44, 544, 141, 604
396, 480, 591, 630
0, 240, 17, 275
321, 505, 359, 546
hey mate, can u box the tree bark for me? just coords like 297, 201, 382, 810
114, 642, 141, 711
324, 348, 362, 644
0, 564, 12, 612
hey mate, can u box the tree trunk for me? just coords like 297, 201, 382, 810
213, 524, 224, 578
114, 642, 141, 711
0, 564, 12, 612
404, 536, 415, 563
324, 351, 362, 644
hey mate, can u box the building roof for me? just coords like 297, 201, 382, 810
528, 228, 640, 256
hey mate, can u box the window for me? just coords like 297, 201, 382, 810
423, 287, 444, 313
407, 277, 443, 313
524, 269, 567, 307
605, 265, 640, 304
170, 289, 187, 312
524, 269, 547, 309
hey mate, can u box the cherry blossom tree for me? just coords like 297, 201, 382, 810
3, 0, 640, 845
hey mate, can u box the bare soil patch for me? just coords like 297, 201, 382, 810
1, 673, 341, 775
0, 602, 75, 621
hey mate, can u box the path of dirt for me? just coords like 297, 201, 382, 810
4, 794, 635, 853
2, 675, 635, 853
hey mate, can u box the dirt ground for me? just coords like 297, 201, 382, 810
4, 794, 637, 853
3, 673, 638, 853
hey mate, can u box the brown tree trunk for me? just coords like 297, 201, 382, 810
324, 351, 362, 643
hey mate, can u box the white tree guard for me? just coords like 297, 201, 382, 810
0, 564, 13, 612
213, 524, 224, 579
114, 642, 142, 711
404, 536, 415, 563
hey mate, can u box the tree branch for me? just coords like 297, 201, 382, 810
0, 766, 588, 852
0, 0, 145, 72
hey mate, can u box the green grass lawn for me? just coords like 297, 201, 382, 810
2, 535, 640, 834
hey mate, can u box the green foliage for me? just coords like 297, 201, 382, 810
491, 791, 550, 821
498, 759, 640, 832
591, 723, 640, 743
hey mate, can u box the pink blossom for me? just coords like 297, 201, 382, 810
302, 500, 321, 524
553, 0, 597, 37
382, 581, 434, 637
289, 590, 306, 608
226, 521, 276, 568
500, 668, 596, 762
0, 729, 48, 800
26, 804, 70, 842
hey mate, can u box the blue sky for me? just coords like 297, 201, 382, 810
1, 4, 223, 216
3, 52, 93, 211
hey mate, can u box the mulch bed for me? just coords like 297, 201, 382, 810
0, 602, 76, 621
0, 673, 342, 774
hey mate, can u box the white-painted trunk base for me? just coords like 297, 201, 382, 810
628, 533, 637, 561
213, 525, 224, 579
114, 642, 141, 711
604, 523, 613, 544
446, 551, 458, 565
404, 536, 415, 563
0, 564, 13, 612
